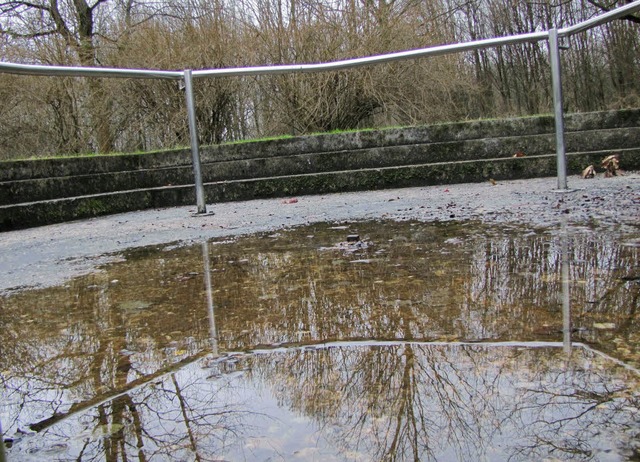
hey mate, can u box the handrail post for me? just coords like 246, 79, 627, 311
548, 28, 568, 191
184, 69, 207, 214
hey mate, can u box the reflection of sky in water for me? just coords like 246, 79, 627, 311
1, 220, 639, 460
8, 342, 640, 461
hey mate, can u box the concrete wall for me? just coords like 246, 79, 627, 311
0, 108, 638, 230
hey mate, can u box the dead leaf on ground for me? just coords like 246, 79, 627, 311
602, 154, 620, 177
513, 151, 526, 158
489, 178, 497, 185
582, 165, 596, 179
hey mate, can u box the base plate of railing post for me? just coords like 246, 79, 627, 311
191, 211, 215, 217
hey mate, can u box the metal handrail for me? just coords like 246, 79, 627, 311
559, 0, 640, 37
1, 1, 638, 80
192, 32, 549, 78
0, 0, 638, 212
0, 61, 182, 80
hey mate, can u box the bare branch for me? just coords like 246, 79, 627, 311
48, 0, 77, 46
88, 0, 108, 13
586, 0, 640, 24
2, 29, 58, 38
0, 0, 51, 13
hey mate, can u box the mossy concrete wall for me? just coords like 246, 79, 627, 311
1, 108, 638, 230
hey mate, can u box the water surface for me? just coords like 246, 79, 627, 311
1, 220, 639, 460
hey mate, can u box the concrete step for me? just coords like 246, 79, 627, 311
1, 148, 637, 231
1, 107, 639, 183
1, 126, 638, 206
200, 108, 640, 163
0, 149, 193, 182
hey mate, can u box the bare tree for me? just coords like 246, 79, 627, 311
0, 0, 116, 152
0, 0, 638, 160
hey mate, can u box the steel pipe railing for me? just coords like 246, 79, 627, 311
0, 0, 638, 211
549, 28, 568, 191
0, 61, 182, 79
559, 0, 640, 37
183, 69, 207, 214
191, 31, 549, 78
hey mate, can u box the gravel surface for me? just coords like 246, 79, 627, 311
1, 173, 638, 294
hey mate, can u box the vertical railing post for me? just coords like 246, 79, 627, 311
548, 28, 568, 191
184, 69, 207, 214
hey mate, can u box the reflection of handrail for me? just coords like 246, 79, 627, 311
202, 241, 219, 356
252, 339, 640, 376
21, 338, 640, 435
561, 219, 572, 354
0, 0, 638, 211
27, 348, 212, 432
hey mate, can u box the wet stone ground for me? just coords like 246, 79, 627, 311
1, 219, 640, 461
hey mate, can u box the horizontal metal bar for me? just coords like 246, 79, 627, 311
0, 61, 183, 80
192, 31, 549, 78
0, 0, 636, 81
559, 0, 640, 37
0, 31, 548, 81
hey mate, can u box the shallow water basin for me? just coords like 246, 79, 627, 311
1, 220, 639, 460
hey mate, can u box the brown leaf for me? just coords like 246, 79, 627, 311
601, 154, 620, 177
513, 151, 526, 158
582, 165, 596, 179
601, 154, 619, 166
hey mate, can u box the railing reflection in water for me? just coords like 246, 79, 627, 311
2, 220, 639, 460
7, 341, 640, 461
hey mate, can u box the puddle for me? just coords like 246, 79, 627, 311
1, 220, 639, 460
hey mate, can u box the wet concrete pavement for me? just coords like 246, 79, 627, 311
0, 173, 638, 294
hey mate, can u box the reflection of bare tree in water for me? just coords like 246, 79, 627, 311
61, 291, 149, 462
252, 343, 640, 461
3, 222, 640, 460
81, 393, 146, 462
336, 344, 502, 460
6, 342, 640, 460
8, 288, 253, 460
33, 362, 261, 461
508, 367, 639, 460
0, 273, 118, 434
